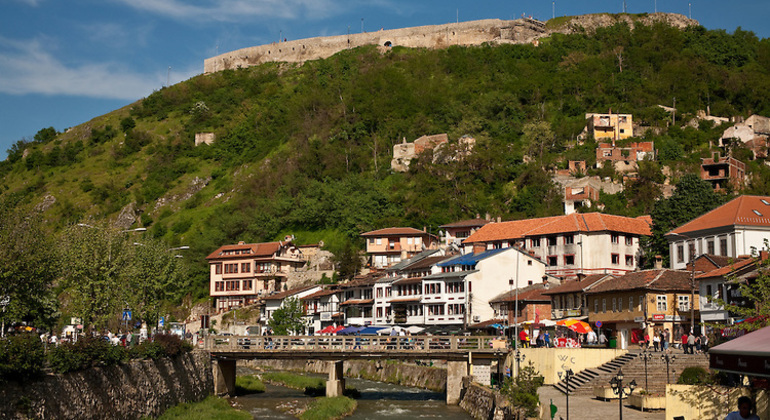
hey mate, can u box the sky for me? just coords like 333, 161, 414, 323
1, 0, 769, 159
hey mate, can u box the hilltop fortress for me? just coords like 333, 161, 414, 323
204, 13, 698, 74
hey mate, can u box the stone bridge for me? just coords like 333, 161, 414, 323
204, 334, 507, 404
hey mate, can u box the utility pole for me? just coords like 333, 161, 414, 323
689, 3, 692, 19
166, 66, 171, 87
552, 1, 555, 19
654, 0, 657, 13
361, 18, 364, 33
623, 0, 628, 13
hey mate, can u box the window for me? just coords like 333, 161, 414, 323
618, 297, 623, 311
241, 262, 251, 273
548, 256, 558, 266
720, 238, 728, 257
224, 263, 238, 274
369, 238, 374, 245
625, 255, 634, 266
215, 281, 224, 291
678, 295, 690, 311
376, 307, 383, 318
611, 254, 620, 265
706, 284, 712, 298
548, 237, 557, 246
677, 245, 684, 263
612, 297, 617, 312
594, 298, 599, 314
611, 234, 619, 244
527, 260, 532, 266
639, 295, 644, 310
243, 280, 252, 290
376, 288, 383, 298
707, 240, 715, 255
407, 237, 414, 245
389, 240, 396, 250
656, 295, 667, 311
376, 238, 382, 245
565, 235, 574, 245
629, 296, 633, 312
531, 237, 541, 247
625, 236, 633, 246
214, 263, 222, 274
565, 255, 575, 265
602, 298, 607, 313
428, 304, 445, 316
688, 243, 696, 261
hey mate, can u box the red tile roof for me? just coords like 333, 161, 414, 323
542, 274, 615, 295
464, 213, 651, 244
696, 258, 758, 279
403, 256, 448, 270
301, 289, 338, 300
263, 285, 317, 300
490, 284, 555, 303
587, 269, 691, 294
206, 241, 282, 260
439, 218, 492, 229
668, 195, 770, 235
339, 298, 374, 306
361, 227, 431, 237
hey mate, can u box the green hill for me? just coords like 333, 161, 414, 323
3, 18, 770, 302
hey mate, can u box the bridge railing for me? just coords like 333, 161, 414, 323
204, 335, 506, 353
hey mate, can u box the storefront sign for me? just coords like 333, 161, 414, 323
320, 313, 332, 321
634, 316, 645, 323
652, 314, 665, 321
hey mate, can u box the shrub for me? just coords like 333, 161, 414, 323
677, 366, 713, 385
131, 334, 192, 360
299, 396, 357, 420
235, 375, 266, 395
0, 333, 45, 381
48, 336, 128, 374
501, 362, 544, 418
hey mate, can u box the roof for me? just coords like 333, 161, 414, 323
668, 195, 770, 236
387, 249, 440, 271
422, 270, 478, 280
405, 255, 451, 270
542, 274, 615, 295
389, 296, 422, 304
586, 269, 691, 294
301, 289, 338, 300
437, 248, 508, 267
468, 318, 506, 329
710, 326, 770, 377
206, 241, 282, 260
263, 285, 317, 301
392, 277, 424, 285
439, 218, 492, 229
339, 298, 374, 306
464, 213, 651, 244
361, 227, 433, 237
490, 283, 558, 304
696, 258, 758, 280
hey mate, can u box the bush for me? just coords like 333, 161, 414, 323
0, 333, 45, 381
48, 335, 128, 374
235, 375, 266, 395
677, 366, 713, 385
501, 362, 544, 418
131, 334, 192, 360
299, 396, 357, 420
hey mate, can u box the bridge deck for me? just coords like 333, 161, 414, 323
206, 335, 508, 360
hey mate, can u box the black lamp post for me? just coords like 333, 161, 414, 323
513, 348, 526, 378
661, 354, 676, 384
609, 369, 636, 420
558, 368, 575, 420
640, 350, 654, 392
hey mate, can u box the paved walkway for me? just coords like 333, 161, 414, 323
539, 386, 664, 420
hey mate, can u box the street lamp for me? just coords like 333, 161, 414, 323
558, 368, 575, 420
513, 348, 526, 378
661, 354, 676, 384
640, 350, 654, 393
609, 369, 636, 420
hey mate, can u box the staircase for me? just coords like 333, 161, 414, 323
554, 351, 711, 395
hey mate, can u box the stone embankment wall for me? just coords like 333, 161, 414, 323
203, 13, 697, 74
0, 351, 213, 420
242, 359, 446, 392
458, 381, 515, 420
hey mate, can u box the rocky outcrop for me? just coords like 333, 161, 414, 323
459, 381, 516, 420
0, 351, 213, 420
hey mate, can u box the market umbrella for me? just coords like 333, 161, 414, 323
359, 326, 386, 335
317, 325, 336, 334
556, 319, 593, 334
405, 326, 425, 334
337, 326, 365, 335
490, 323, 504, 329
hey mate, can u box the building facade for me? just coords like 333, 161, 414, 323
700, 154, 746, 191
361, 227, 439, 268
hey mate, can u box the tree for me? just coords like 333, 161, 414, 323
643, 174, 724, 268
501, 362, 544, 418
522, 120, 556, 165
268, 297, 305, 335
0, 201, 59, 329
330, 240, 362, 282
718, 255, 770, 332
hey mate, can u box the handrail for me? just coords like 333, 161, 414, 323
204, 335, 505, 353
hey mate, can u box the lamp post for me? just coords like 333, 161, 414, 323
513, 348, 526, 378
640, 350, 653, 394
558, 368, 575, 420
609, 369, 636, 420
661, 354, 676, 384
0, 296, 9, 338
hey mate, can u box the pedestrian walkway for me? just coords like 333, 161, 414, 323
539, 385, 664, 420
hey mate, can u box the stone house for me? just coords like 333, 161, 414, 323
541, 273, 615, 321
700, 153, 746, 191
595, 141, 655, 173
361, 227, 439, 268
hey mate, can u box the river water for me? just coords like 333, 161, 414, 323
233, 371, 472, 420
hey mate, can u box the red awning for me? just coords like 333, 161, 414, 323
710, 326, 770, 378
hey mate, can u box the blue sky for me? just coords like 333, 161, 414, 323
1, 0, 769, 159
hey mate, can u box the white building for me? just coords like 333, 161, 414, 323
666, 195, 770, 270
259, 285, 321, 335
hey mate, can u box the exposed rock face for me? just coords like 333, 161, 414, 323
0, 351, 213, 420
459, 382, 515, 420
552, 12, 698, 35
35, 195, 57, 212
115, 202, 137, 229
154, 176, 211, 212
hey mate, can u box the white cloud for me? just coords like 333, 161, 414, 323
0, 36, 188, 100
14, 0, 42, 6
111, 0, 338, 22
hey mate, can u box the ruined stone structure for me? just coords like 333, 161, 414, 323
204, 13, 697, 73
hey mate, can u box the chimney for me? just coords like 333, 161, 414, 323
654, 255, 663, 269
485, 213, 491, 221
473, 242, 486, 255
497, 216, 502, 223
238, 241, 245, 245
423, 226, 427, 232
760, 251, 769, 261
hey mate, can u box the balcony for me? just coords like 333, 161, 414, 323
551, 307, 587, 319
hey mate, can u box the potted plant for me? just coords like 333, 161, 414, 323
629, 389, 666, 410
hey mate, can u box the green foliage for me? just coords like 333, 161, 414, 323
90, 125, 117, 144
34, 127, 59, 144
156, 395, 252, 420
329, 240, 362, 281
234, 375, 266, 395
47, 335, 128, 374
131, 333, 192, 360
120, 117, 136, 133
261, 371, 326, 394
268, 297, 305, 335
500, 362, 544, 418
299, 396, 357, 420
0, 333, 45, 382
717, 256, 770, 331
677, 366, 713, 385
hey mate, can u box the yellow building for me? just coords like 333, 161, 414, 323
585, 113, 634, 142
586, 269, 699, 349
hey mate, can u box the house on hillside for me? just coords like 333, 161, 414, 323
207, 237, 307, 312
700, 153, 746, 191
439, 218, 491, 246
582, 113, 634, 142
595, 141, 655, 173
462, 213, 652, 280
666, 195, 770, 270
586, 269, 697, 350
361, 227, 439, 268
720, 114, 770, 146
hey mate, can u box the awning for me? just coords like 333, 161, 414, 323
710, 326, 770, 378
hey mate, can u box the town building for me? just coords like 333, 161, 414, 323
361, 227, 439, 268
463, 213, 652, 280
696, 257, 757, 324
666, 195, 770, 270
720, 114, 770, 146
700, 154, 746, 191
302, 287, 343, 334
207, 237, 307, 312
595, 141, 655, 173
583, 113, 634, 142
489, 280, 559, 328
542, 274, 615, 321
439, 218, 491, 246
258, 285, 321, 335
586, 269, 697, 350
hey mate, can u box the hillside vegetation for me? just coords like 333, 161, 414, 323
3, 19, 770, 303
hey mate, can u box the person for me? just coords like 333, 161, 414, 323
519, 328, 528, 348
587, 329, 597, 344
642, 331, 650, 349
691, 332, 700, 353
543, 331, 551, 348
598, 331, 607, 346
682, 332, 690, 354
536, 333, 544, 348
662, 329, 670, 352
652, 331, 661, 352
725, 396, 760, 420
701, 333, 710, 353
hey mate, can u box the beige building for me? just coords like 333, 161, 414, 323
361, 227, 439, 268
584, 113, 634, 142
207, 236, 306, 312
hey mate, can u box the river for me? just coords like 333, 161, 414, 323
233, 371, 472, 420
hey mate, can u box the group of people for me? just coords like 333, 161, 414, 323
644, 328, 709, 353
518, 328, 553, 348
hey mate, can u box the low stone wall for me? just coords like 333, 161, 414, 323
0, 350, 213, 420
242, 359, 446, 392
666, 385, 769, 420
459, 381, 515, 420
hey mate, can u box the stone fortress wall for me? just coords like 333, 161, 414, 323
204, 13, 698, 74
